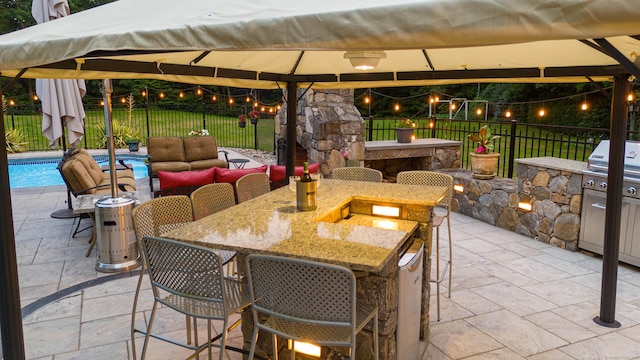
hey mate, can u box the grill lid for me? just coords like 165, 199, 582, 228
588, 140, 640, 177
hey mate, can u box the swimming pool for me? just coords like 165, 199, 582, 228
8, 157, 148, 189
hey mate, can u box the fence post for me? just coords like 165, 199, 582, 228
507, 119, 518, 178
144, 87, 150, 138
201, 90, 206, 130
368, 116, 373, 141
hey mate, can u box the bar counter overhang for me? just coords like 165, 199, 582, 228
163, 179, 447, 359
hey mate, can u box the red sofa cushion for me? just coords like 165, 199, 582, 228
214, 165, 268, 184
158, 168, 215, 190
268, 163, 319, 183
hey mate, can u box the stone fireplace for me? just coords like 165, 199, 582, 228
275, 88, 365, 176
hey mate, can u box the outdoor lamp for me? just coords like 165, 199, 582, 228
518, 194, 533, 212
453, 181, 464, 193
344, 51, 386, 70
288, 340, 321, 357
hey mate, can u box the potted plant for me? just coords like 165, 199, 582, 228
188, 129, 210, 137
468, 125, 501, 179
249, 110, 260, 125
394, 118, 416, 143
238, 114, 247, 128
125, 137, 141, 152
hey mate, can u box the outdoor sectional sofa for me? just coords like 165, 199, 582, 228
146, 136, 229, 192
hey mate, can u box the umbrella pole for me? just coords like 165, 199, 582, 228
101, 79, 118, 198
51, 118, 80, 218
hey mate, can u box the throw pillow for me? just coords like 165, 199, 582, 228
268, 163, 320, 183
158, 167, 215, 190
214, 165, 268, 184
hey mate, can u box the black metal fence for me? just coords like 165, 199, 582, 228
7, 99, 637, 178
363, 117, 628, 178
4, 100, 276, 152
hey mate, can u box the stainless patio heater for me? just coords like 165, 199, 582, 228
94, 79, 141, 273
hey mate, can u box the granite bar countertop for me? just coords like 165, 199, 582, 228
163, 179, 446, 273
365, 138, 462, 151
515, 156, 587, 173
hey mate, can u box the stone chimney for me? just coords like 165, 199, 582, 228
275, 88, 365, 176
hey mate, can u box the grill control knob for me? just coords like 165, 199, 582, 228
586, 180, 595, 187
600, 182, 607, 190
628, 187, 637, 195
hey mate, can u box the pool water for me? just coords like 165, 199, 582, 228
8, 157, 148, 189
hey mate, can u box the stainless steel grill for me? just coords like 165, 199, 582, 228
580, 140, 640, 267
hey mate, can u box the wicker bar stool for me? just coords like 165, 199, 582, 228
235, 173, 270, 203
397, 170, 453, 321
190, 183, 237, 274
331, 167, 383, 182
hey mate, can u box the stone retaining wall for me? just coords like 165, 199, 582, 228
441, 157, 587, 250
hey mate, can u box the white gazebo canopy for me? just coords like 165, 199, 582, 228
0, 0, 639, 88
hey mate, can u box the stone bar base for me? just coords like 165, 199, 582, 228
440, 156, 586, 250
364, 139, 461, 180
238, 221, 432, 360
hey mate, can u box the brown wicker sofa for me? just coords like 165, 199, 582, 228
146, 136, 229, 192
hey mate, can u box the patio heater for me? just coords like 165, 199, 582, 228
94, 79, 141, 273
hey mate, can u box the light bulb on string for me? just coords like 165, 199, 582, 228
450, 102, 456, 110
246, 96, 251, 103
120, 97, 126, 104
628, 93, 635, 102
159, 92, 165, 99
100, 100, 105, 106
505, 110, 512, 118
196, 87, 202, 96
539, 108, 546, 117
229, 98, 234, 104
8, 99, 15, 106
476, 108, 482, 116
581, 101, 588, 111
178, 91, 185, 99
364, 96, 370, 104
276, 105, 281, 110
33, 95, 39, 101
261, 106, 265, 111
141, 90, 147, 97
253, 102, 259, 107
212, 94, 217, 101
394, 103, 400, 111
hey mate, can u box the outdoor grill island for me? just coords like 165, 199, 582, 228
580, 140, 640, 267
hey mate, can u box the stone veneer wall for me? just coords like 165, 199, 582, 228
275, 89, 365, 176
440, 157, 586, 250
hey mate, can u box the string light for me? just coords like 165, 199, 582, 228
212, 94, 217, 101
141, 90, 147, 97
505, 110, 512, 118
100, 100, 105, 106
196, 87, 202, 96
33, 95, 39, 101
581, 101, 588, 111
628, 93, 635, 102
394, 103, 400, 111
476, 108, 482, 116
159, 92, 165, 99
364, 96, 370, 104
228, 98, 234, 104
254, 102, 259, 107
8, 99, 16, 106
178, 91, 185, 98
120, 97, 126, 104
246, 96, 251, 103
261, 106, 265, 111
539, 108, 546, 117
450, 102, 456, 110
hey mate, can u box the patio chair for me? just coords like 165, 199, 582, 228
245, 254, 379, 360
331, 167, 383, 182
190, 183, 238, 274
235, 173, 270, 203
397, 170, 453, 321
139, 236, 251, 360
130, 195, 195, 360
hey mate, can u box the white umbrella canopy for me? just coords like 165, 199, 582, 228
0, 0, 638, 88
32, 0, 86, 149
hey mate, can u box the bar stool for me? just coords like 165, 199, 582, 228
397, 170, 453, 321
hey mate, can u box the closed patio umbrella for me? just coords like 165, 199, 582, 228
32, 0, 86, 149
32, 0, 88, 219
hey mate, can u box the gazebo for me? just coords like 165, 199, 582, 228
1, 0, 640, 356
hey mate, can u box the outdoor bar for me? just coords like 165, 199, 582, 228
162, 179, 446, 359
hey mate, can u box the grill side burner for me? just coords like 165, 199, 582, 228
579, 140, 640, 267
